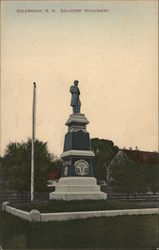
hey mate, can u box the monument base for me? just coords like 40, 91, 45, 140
49, 177, 107, 201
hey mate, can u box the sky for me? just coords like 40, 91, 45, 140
1, 0, 158, 157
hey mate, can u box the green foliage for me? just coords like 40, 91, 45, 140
145, 164, 159, 194
1, 139, 62, 192
110, 152, 159, 194
91, 138, 119, 180
111, 158, 146, 194
0, 157, 4, 190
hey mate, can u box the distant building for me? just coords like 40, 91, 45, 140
107, 149, 159, 183
48, 170, 60, 181
121, 149, 159, 165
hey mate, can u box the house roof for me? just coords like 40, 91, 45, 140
122, 149, 159, 165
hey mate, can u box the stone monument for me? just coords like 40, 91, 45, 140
50, 80, 107, 200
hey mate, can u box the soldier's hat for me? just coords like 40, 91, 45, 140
74, 80, 79, 84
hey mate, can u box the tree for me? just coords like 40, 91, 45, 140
145, 164, 159, 194
91, 138, 119, 180
1, 139, 62, 192
110, 153, 148, 195
0, 157, 5, 190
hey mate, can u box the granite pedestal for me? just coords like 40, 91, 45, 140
50, 113, 107, 200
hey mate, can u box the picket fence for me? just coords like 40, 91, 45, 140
0, 191, 49, 203
107, 193, 159, 201
0, 191, 159, 204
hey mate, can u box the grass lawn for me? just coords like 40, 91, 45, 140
11, 199, 159, 213
0, 210, 158, 249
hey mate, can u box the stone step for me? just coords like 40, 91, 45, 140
58, 177, 97, 186
50, 191, 107, 201
55, 185, 100, 192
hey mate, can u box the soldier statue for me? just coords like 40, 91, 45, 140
70, 80, 81, 113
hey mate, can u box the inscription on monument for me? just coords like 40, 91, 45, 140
74, 159, 89, 176
63, 160, 72, 166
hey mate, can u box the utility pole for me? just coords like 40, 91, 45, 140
31, 82, 36, 202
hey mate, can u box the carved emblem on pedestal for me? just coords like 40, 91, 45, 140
64, 166, 68, 176
74, 159, 89, 176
